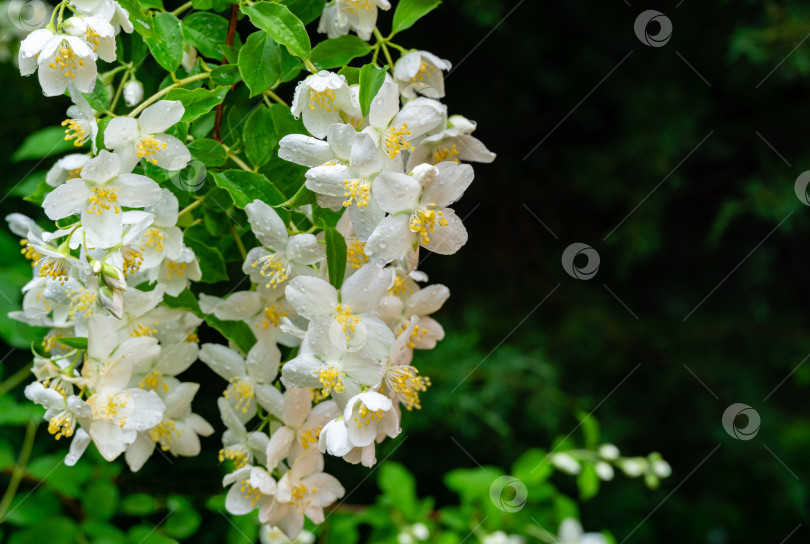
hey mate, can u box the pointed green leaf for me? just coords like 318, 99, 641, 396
358, 63, 387, 117
238, 31, 282, 97
241, 2, 311, 59
325, 227, 347, 288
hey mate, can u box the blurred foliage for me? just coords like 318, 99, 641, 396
3, 0, 810, 542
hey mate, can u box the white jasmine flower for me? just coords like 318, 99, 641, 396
379, 318, 431, 413
25, 381, 91, 441
104, 100, 191, 171
291, 71, 360, 138
72, 0, 133, 33
393, 50, 451, 99
407, 114, 496, 169
18, 29, 97, 96
63, 15, 116, 63
259, 449, 344, 539
318, 0, 391, 41
279, 123, 358, 168
557, 519, 607, 544
46, 154, 91, 187
134, 189, 184, 271
199, 341, 284, 421
243, 199, 324, 288
61, 91, 99, 152
42, 150, 161, 249
365, 162, 473, 265
217, 397, 271, 469
148, 246, 201, 296
224, 465, 277, 515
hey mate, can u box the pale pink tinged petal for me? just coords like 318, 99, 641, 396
249, 467, 276, 495
372, 172, 421, 213
290, 448, 324, 480
413, 316, 444, 349
265, 425, 295, 470
139, 100, 185, 134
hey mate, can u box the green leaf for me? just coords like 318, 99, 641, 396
281, 183, 317, 208
8, 516, 78, 544
337, 65, 360, 85
184, 232, 228, 283
325, 227, 347, 288
12, 126, 78, 162
512, 448, 554, 486
82, 481, 119, 521
211, 64, 242, 85
144, 12, 185, 72
0, 396, 43, 426
238, 32, 282, 97
392, 0, 441, 34
377, 462, 418, 519
358, 64, 387, 117
241, 2, 311, 59
165, 496, 202, 539
212, 170, 285, 209
192, 0, 231, 11
59, 336, 88, 350
243, 106, 278, 167
23, 176, 52, 205
577, 463, 600, 500
188, 138, 227, 167
82, 78, 110, 111
182, 12, 229, 59
117, 0, 156, 38
310, 35, 371, 70
165, 86, 229, 123
121, 494, 159, 516
280, 0, 326, 25
577, 410, 600, 449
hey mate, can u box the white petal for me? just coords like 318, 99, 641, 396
373, 172, 421, 213
139, 100, 185, 134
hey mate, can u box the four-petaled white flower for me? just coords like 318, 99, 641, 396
317, 0, 391, 41
291, 71, 360, 138
393, 50, 452, 99
19, 29, 98, 96
43, 150, 161, 249
104, 100, 191, 171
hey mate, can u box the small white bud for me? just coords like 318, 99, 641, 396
551, 453, 581, 475
123, 80, 144, 107
598, 443, 620, 460
595, 461, 614, 481
412, 523, 429, 541
620, 458, 648, 477
652, 460, 672, 478
397, 533, 414, 544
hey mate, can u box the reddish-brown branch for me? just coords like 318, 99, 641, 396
213, 2, 239, 142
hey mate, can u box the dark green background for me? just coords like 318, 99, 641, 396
2, 0, 810, 542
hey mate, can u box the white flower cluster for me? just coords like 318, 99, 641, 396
9, 0, 203, 472
194, 52, 494, 539
8, 0, 494, 539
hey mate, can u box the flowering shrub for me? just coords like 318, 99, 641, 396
4, 0, 668, 541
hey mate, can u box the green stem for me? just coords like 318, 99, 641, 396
303, 58, 319, 73
231, 224, 247, 260
0, 365, 32, 396
170, 0, 193, 16
264, 90, 288, 107
373, 27, 395, 68
177, 198, 203, 219
109, 68, 131, 113
128, 73, 211, 117
0, 422, 38, 522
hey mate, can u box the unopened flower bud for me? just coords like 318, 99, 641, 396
551, 452, 581, 475
99, 285, 124, 319
598, 443, 620, 460
124, 80, 143, 107
652, 460, 672, 478
595, 461, 614, 481
620, 458, 648, 477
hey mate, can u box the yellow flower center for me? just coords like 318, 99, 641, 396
334, 304, 361, 340
136, 136, 168, 165
218, 447, 249, 469
239, 479, 264, 507
68, 289, 96, 319
149, 420, 179, 451
252, 253, 290, 288
38, 255, 70, 284
258, 304, 287, 329
66, 167, 83, 180
121, 245, 143, 276
62, 118, 90, 147
383, 123, 414, 159
343, 179, 370, 207
347, 239, 368, 269
299, 426, 322, 450
48, 411, 76, 440
388, 366, 431, 411
100, 393, 130, 427
432, 144, 460, 164
224, 376, 254, 414
411, 61, 436, 88
47, 43, 85, 79
346, 0, 373, 13
165, 260, 187, 279
87, 186, 121, 216
185, 332, 199, 344
308, 88, 338, 111
409, 208, 448, 245
290, 482, 316, 514
141, 227, 167, 252
139, 370, 168, 393
20, 239, 41, 264
85, 26, 101, 52
314, 365, 346, 396
353, 404, 384, 428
